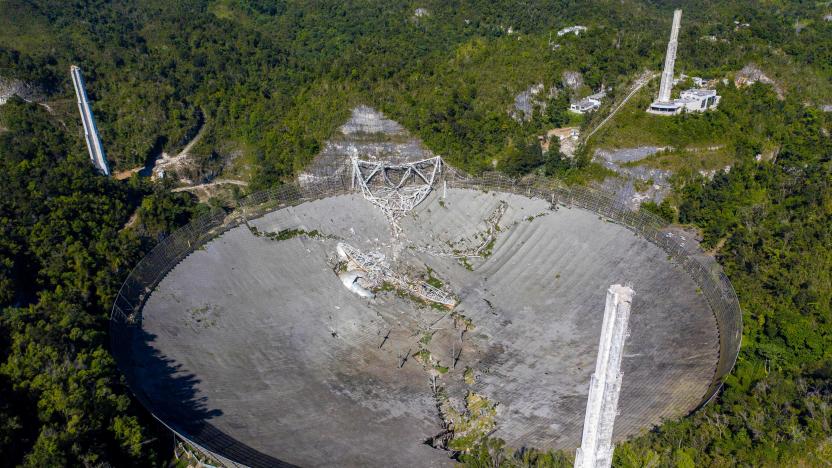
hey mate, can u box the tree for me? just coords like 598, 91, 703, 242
543, 137, 571, 176
0, 100, 165, 466
499, 141, 544, 176
2, 290, 147, 466
545, 91, 570, 128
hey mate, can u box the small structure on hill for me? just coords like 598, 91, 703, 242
647, 10, 720, 116
558, 25, 587, 36
569, 98, 600, 114
691, 76, 712, 87
569, 90, 605, 114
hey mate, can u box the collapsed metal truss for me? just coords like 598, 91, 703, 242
351, 156, 442, 231
337, 242, 456, 308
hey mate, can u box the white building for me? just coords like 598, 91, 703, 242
569, 89, 605, 114
679, 88, 720, 111
557, 25, 587, 36
647, 88, 720, 115
569, 97, 601, 114
647, 10, 720, 116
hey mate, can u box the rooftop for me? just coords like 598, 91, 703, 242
557, 25, 587, 36
681, 88, 717, 98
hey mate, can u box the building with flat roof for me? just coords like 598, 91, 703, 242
647, 10, 720, 116
647, 88, 720, 115
680, 88, 719, 110
569, 97, 601, 114
557, 25, 587, 36
569, 90, 605, 114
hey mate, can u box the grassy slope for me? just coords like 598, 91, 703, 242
589, 70, 830, 175
591, 80, 730, 148
623, 146, 735, 173
0, 3, 55, 53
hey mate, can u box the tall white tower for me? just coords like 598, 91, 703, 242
657, 9, 682, 103
71, 65, 110, 176
574, 284, 634, 468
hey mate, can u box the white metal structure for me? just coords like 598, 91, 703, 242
336, 242, 455, 307
658, 10, 682, 103
70, 65, 110, 176
647, 10, 720, 116
647, 10, 684, 115
351, 156, 441, 231
575, 284, 634, 468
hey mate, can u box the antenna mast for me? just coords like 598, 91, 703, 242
657, 9, 682, 103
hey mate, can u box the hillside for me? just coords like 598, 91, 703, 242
1, 1, 831, 466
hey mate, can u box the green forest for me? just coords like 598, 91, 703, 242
1, 0, 831, 466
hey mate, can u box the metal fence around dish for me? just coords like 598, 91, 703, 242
109, 172, 741, 467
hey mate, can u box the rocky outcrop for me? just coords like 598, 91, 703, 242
511, 83, 545, 122
339, 105, 406, 136
562, 70, 584, 92
734, 64, 783, 98
0, 76, 40, 105
300, 106, 438, 185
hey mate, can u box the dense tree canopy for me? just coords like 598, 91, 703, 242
616, 88, 832, 466
0, 0, 830, 466
3, 0, 828, 187
0, 99, 199, 465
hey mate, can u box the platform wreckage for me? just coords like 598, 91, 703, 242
351, 155, 442, 233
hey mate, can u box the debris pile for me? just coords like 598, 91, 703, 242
335, 242, 456, 307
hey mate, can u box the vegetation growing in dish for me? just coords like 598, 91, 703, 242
0, 0, 830, 465
250, 226, 326, 241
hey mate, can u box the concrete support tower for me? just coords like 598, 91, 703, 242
575, 284, 635, 468
657, 9, 682, 103
70, 66, 110, 176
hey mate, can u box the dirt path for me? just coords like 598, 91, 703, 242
171, 179, 248, 192
176, 120, 206, 158
152, 117, 207, 176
